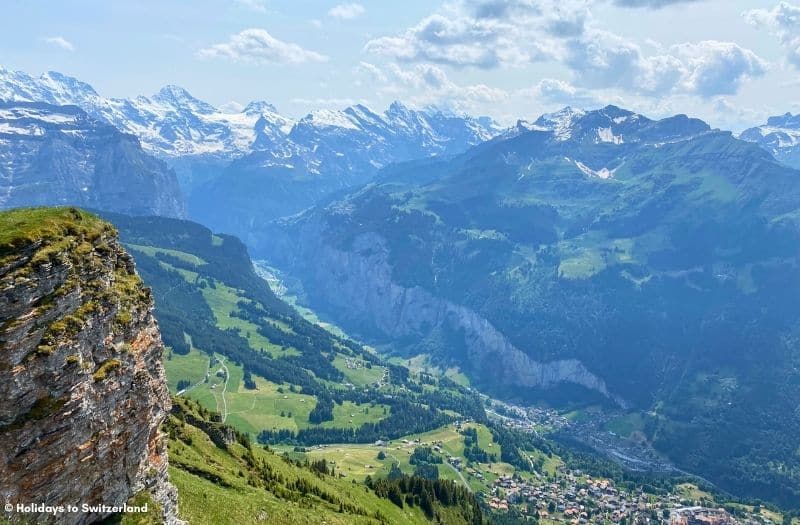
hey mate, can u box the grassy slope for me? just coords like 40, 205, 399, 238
165, 346, 390, 436
198, 280, 298, 358
167, 399, 458, 525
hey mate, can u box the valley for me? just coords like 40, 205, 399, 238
101, 211, 798, 523
260, 106, 800, 508
5, 0, 800, 521
2, 51, 800, 523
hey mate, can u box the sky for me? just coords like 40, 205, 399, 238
2, 0, 799, 130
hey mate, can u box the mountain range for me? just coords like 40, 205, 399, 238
261, 104, 800, 505
2, 65, 800, 509
0, 66, 501, 233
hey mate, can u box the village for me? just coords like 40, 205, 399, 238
486, 467, 771, 525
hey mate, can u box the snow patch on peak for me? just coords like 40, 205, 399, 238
596, 127, 624, 144
303, 109, 361, 130
573, 159, 617, 179
534, 106, 587, 141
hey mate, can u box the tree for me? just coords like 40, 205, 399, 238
420, 490, 434, 519
387, 485, 404, 508
388, 463, 403, 480
377, 451, 386, 460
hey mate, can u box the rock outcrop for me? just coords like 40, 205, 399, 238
0, 207, 180, 524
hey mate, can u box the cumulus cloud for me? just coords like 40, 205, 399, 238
369, 63, 508, 113
42, 36, 74, 52
673, 41, 767, 97
365, 0, 765, 102
745, 2, 800, 68
564, 31, 765, 97
522, 78, 602, 106
328, 3, 365, 19
197, 29, 327, 64
219, 101, 245, 113
357, 61, 388, 82
364, 1, 561, 69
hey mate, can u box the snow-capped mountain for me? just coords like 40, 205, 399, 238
276, 101, 499, 176
507, 105, 710, 146
740, 113, 800, 169
0, 66, 501, 196
191, 101, 503, 239
0, 101, 185, 217
0, 67, 499, 164
0, 67, 290, 159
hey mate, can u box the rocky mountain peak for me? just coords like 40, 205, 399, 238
243, 100, 279, 115
740, 113, 800, 169
152, 85, 216, 115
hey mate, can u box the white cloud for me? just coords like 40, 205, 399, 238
328, 3, 365, 19
672, 41, 767, 97
364, 1, 558, 69
710, 97, 769, 133
564, 31, 766, 97
42, 36, 74, 52
357, 61, 388, 82
235, 0, 267, 13
522, 78, 602, 106
219, 101, 245, 113
197, 29, 327, 64
365, 0, 765, 99
745, 2, 800, 68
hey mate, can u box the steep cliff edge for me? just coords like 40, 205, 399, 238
0, 207, 180, 524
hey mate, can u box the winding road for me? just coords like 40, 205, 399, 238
218, 357, 230, 423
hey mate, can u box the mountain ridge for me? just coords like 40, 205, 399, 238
261, 105, 800, 506
0, 66, 499, 164
741, 112, 800, 170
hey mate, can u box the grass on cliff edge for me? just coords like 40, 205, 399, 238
0, 207, 112, 257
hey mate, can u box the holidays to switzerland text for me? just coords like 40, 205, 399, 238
5, 502, 149, 515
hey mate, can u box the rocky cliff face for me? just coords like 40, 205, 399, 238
263, 222, 622, 405
0, 101, 186, 218
0, 207, 180, 524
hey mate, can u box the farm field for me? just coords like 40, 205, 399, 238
281, 422, 523, 494
164, 346, 390, 437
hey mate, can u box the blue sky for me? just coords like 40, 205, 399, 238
2, 0, 799, 130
